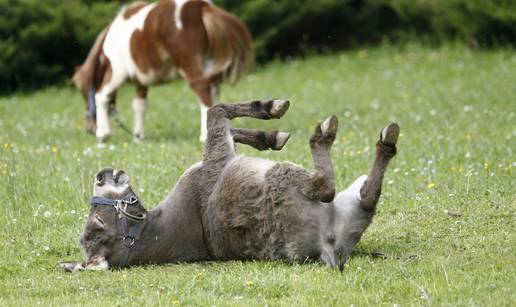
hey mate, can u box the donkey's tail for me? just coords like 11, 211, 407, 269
201, 3, 254, 84
72, 26, 109, 99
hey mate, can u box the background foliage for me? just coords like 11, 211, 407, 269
1, 0, 515, 91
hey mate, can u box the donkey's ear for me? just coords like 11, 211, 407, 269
114, 170, 130, 185
90, 214, 106, 230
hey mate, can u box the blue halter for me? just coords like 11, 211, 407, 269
90, 193, 147, 267
87, 86, 97, 118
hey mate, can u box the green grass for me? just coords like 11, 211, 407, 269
0, 45, 515, 305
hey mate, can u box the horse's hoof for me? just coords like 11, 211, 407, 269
380, 123, 400, 146
133, 133, 144, 143
270, 99, 290, 119
96, 135, 109, 146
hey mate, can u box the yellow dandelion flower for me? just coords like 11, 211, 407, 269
4, 143, 10, 149
246, 281, 254, 286
123, 142, 128, 148
51, 146, 58, 153
484, 163, 488, 170
427, 182, 435, 189
172, 300, 180, 305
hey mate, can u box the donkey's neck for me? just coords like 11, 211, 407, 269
127, 197, 210, 265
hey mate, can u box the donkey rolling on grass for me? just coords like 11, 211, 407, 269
72, 0, 253, 143
59, 99, 400, 272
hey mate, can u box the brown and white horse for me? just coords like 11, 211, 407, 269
72, 0, 253, 143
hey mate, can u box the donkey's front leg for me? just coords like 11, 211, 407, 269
304, 116, 338, 203
203, 99, 289, 165
132, 86, 148, 142
231, 128, 290, 151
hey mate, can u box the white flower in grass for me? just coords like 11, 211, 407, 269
43, 211, 52, 218
70, 210, 76, 215
83, 147, 93, 156
430, 109, 437, 116
465, 152, 472, 159
463, 105, 473, 112
44, 246, 49, 251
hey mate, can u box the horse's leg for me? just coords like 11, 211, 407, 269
132, 85, 148, 142
303, 115, 339, 203
231, 127, 290, 151
185, 76, 218, 142
359, 123, 399, 212
95, 70, 125, 143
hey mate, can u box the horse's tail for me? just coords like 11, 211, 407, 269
201, 3, 254, 84
72, 26, 109, 100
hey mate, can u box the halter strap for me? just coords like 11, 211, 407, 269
89, 193, 147, 267
87, 86, 96, 117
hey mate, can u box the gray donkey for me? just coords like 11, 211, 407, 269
59, 99, 399, 272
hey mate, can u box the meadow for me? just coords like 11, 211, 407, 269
0, 45, 514, 305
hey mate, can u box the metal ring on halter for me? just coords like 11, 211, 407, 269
122, 236, 136, 248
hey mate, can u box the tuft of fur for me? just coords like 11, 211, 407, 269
201, 3, 254, 84
72, 27, 110, 99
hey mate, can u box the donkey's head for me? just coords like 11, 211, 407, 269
59, 168, 147, 272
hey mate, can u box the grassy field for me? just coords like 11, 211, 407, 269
0, 45, 514, 305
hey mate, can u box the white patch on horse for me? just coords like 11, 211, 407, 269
132, 96, 147, 139
103, 3, 158, 85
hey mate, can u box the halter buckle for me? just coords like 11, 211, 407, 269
122, 235, 136, 248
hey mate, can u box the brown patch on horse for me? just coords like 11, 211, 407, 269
201, 3, 253, 84
129, 1, 177, 78
123, 1, 148, 19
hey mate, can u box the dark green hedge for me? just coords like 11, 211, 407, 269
1, 0, 515, 92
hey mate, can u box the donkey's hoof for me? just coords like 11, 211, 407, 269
380, 123, 400, 146
321, 115, 338, 135
273, 131, 290, 150
269, 99, 290, 119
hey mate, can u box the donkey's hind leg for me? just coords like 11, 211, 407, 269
359, 123, 399, 212
303, 115, 339, 203
231, 128, 290, 151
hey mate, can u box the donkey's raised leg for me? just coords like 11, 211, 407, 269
303, 115, 339, 203
360, 123, 399, 212
202, 99, 289, 188
231, 128, 290, 151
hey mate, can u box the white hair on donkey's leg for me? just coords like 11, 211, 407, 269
334, 175, 368, 209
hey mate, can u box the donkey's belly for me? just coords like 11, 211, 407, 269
203, 157, 323, 261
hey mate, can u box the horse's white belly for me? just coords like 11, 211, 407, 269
103, 3, 159, 85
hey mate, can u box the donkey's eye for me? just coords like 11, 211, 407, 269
96, 173, 104, 185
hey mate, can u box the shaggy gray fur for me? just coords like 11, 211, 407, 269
59, 99, 399, 272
